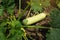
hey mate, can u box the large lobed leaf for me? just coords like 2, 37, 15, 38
30, 0, 50, 12
46, 8, 60, 40
50, 8, 60, 28
46, 28, 60, 40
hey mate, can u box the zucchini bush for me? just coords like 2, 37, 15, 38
0, 0, 27, 40
0, 0, 60, 40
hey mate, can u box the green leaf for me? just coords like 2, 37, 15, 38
50, 8, 60, 28
9, 20, 22, 29
41, 0, 50, 7
2, 0, 15, 7
30, 0, 50, 12
56, 0, 60, 9
57, 2, 60, 9
8, 29, 25, 40
0, 6, 4, 16
1, 0, 15, 15
46, 28, 60, 40
0, 21, 7, 33
0, 22, 7, 40
30, 0, 43, 12
7, 4, 15, 15
0, 31, 6, 40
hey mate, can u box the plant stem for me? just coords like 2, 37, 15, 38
20, 25, 50, 29
18, 4, 30, 20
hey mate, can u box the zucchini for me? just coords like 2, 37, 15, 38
23, 13, 47, 25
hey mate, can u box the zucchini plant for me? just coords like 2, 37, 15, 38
0, 0, 60, 40
0, 0, 27, 40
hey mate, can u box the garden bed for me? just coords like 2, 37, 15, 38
0, 0, 60, 40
